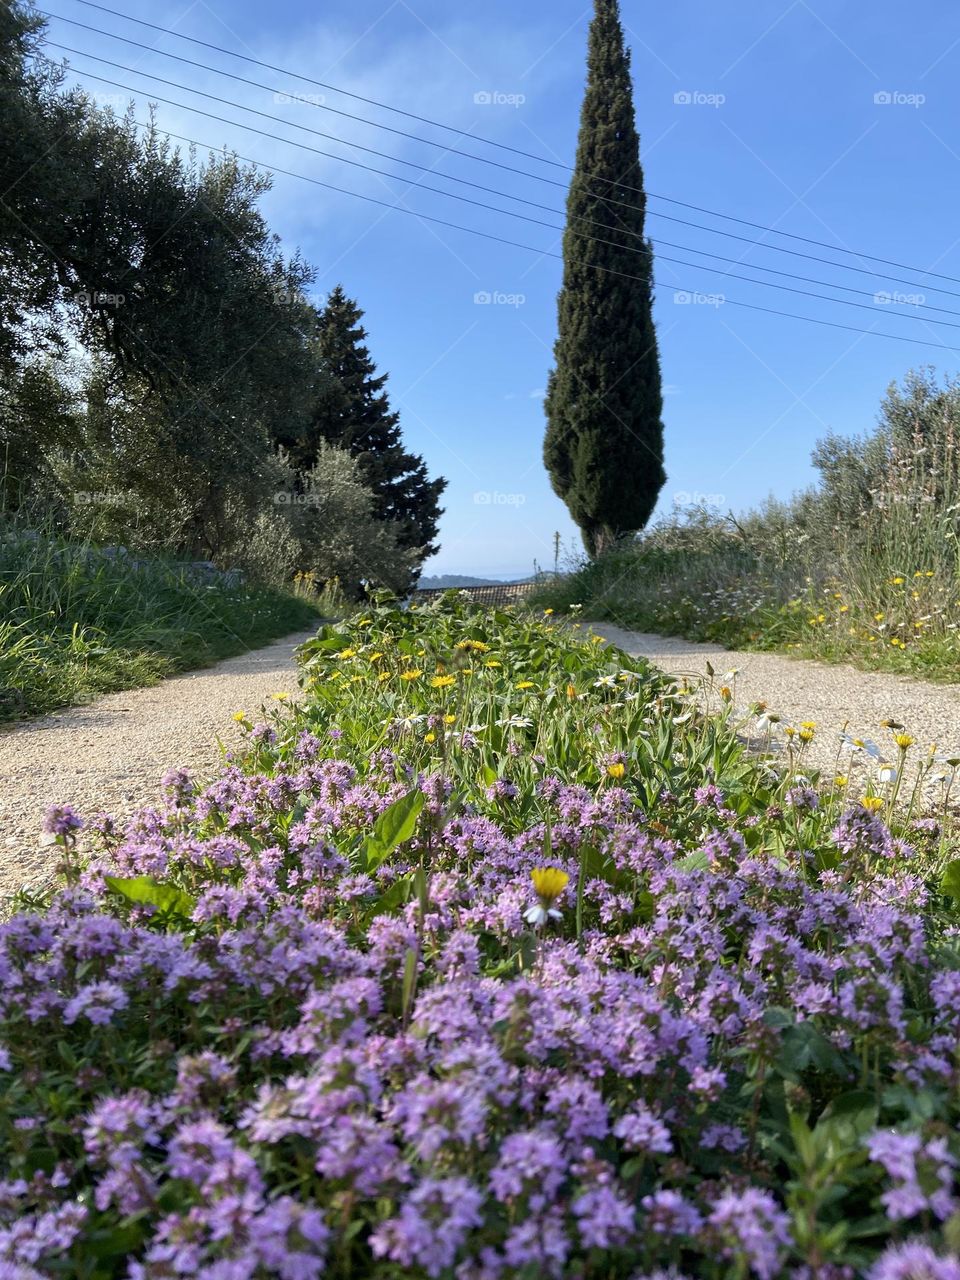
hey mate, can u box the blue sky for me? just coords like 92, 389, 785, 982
40, 0, 960, 577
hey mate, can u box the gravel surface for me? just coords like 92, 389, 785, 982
596, 623, 960, 774
5, 619, 959, 901
0, 628, 318, 900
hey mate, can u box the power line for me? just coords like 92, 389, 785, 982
53, 55, 960, 333
48, 48, 960, 327
45, 0, 960, 290
40, 30, 960, 304
106, 114, 960, 357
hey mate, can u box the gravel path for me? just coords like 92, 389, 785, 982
596, 624, 960, 775
0, 628, 318, 899
5, 619, 959, 900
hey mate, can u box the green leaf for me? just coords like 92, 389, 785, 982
776, 1022, 848, 1080
361, 874, 414, 924
635, 890, 655, 922
677, 849, 709, 872
579, 845, 629, 890
359, 790, 425, 872
401, 947, 419, 1022
943, 1209, 960, 1254
814, 1090, 878, 1157
104, 875, 195, 920
762, 1006, 794, 1030
941, 858, 960, 900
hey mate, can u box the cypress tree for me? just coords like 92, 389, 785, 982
303, 286, 446, 569
543, 0, 665, 557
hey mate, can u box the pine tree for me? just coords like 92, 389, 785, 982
543, 0, 665, 558
303, 287, 445, 570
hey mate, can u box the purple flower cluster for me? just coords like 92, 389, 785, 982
2, 607, 958, 1277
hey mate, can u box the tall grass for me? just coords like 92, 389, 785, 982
0, 516, 322, 720
534, 385, 960, 679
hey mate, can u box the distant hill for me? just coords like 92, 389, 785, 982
417, 574, 509, 589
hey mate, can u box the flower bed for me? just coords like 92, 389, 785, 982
2, 595, 960, 1278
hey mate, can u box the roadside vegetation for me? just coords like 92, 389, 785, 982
536, 369, 960, 682
4, 596, 960, 1276
0, 517, 321, 721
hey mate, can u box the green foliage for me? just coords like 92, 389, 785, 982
357, 789, 425, 872
544, 0, 665, 557
294, 444, 419, 594
4, 599, 959, 1275
287, 286, 445, 578
0, 4, 443, 588
104, 875, 196, 923
0, 515, 320, 719
536, 368, 960, 681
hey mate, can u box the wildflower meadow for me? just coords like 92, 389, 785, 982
4, 594, 960, 1278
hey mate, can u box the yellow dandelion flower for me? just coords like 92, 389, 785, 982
862, 796, 884, 814
431, 675, 456, 688
456, 639, 490, 653
377, 672, 391, 683
424, 732, 436, 743
894, 733, 914, 749
232, 711, 248, 723
271, 692, 290, 701
801, 721, 816, 729
337, 648, 356, 660
530, 867, 570, 901
566, 684, 577, 700
485, 660, 502, 669
891, 576, 904, 585
834, 775, 849, 788
719, 686, 732, 702
591, 635, 605, 645
516, 681, 535, 690
873, 613, 884, 624
606, 762, 626, 780
400, 669, 423, 682
368, 653, 384, 663
443, 714, 456, 724
543, 608, 554, 616
798, 728, 815, 743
